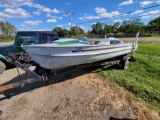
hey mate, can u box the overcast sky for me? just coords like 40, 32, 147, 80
0, 0, 160, 32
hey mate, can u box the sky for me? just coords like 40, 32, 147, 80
0, 0, 160, 32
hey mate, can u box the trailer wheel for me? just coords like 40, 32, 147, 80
34, 66, 42, 75
0, 60, 6, 74
124, 60, 129, 70
34, 66, 49, 84
120, 56, 130, 70
34, 66, 51, 75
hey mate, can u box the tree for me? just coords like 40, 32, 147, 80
119, 19, 145, 33
130, 18, 144, 33
52, 26, 84, 37
104, 24, 113, 35
119, 20, 131, 33
91, 22, 103, 35
63, 29, 70, 37
112, 22, 120, 34
79, 27, 85, 34
53, 27, 62, 34
0, 21, 17, 38
58, 29, 70, 37
148, 16, 160, 32
70, 26, 85, 36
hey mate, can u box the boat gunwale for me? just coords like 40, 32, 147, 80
22, 42, 133, 48
29, 48, 132, 57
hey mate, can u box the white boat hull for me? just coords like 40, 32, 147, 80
22, 43, 134, 69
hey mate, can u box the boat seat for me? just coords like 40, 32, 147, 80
90, 41, 95, 45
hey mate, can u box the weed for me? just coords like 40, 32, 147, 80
96, 44, 160, 113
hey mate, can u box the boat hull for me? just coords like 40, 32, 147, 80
22, 43, 134, 69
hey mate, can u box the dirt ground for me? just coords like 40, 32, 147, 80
0, 66, 160, 120
0, 42, 14, 45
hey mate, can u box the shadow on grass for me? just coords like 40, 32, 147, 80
96, 64, 123, 73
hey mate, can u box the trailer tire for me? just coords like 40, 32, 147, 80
34, 66, 51, 75
0, 60, 6, 74
120, 56, 130, 70
124, 60, 129, 70
34, 66, 41, 75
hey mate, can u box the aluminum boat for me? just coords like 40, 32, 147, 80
22, 33, 139, 69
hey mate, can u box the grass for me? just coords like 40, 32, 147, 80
0, 39, 14, 42
96, 43, 160, 114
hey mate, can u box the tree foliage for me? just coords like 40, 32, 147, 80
148, 16, 160, 32
112, 22, 120, 34
104, 24, 113, 35
53, 26, 84, 37
91, 22, 103, 35
52, 17, 160, 37
0, 21, 17, 38
53, 27, 62, 34
89, 18, 147, 35
58, 29, 70, 37
70, 26, 84, 36
121, 19, 144, 33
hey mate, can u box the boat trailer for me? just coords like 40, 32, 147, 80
0, 53, 133, 97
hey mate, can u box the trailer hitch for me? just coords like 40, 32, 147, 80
0, 61, 47, 97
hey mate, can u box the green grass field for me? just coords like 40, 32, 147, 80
96, 43, 160, 114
